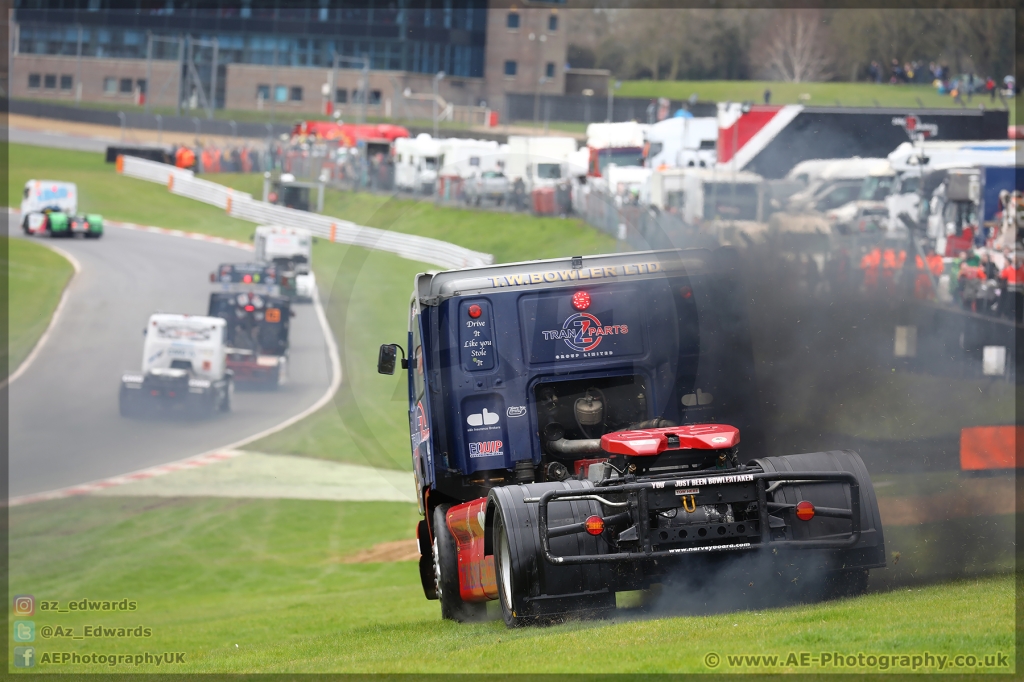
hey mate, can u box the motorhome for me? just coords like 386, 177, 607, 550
504, 136, 578, 190
439, 138, 504, 179
646, 167, 766, 225
395, 134, 444, 194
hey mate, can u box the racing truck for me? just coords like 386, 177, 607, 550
378, 248, 885, 626
209, 263, 291, 387
119, 314, 233, 417
254, 225, 316, 302
20, 180, 103, 238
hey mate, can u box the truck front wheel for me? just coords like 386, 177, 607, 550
432, 504, 487, 622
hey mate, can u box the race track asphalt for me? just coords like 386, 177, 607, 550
7, 215, 334, 498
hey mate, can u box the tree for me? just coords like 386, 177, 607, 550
754, 9, 834, 82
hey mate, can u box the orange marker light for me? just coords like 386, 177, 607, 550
584, 515, 605, 536
795, 500, 815, 521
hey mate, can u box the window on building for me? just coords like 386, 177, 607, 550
44, 74, 57, 89
28, 73, 41, 89
545, 62, 555, 79
103, 77, 117, 94
507, 12, 519, 29
548, 15, 558, 31
274, 85, 287, 102
504, 60, 517, 76
335, 88, 347, 104
369, 89, 382, 105
60, 75, 73, 90
289, 86, 303, 101
256, 84, 270, 100
119, 77, 133, 93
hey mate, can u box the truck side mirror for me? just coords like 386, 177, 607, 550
377, 344, 400, 375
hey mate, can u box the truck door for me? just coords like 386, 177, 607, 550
408, 297, 434, 507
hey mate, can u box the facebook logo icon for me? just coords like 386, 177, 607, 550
14, 646, 35, 668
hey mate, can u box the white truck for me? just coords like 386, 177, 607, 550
119, 314, 233, 417
646, 167, 766, 224
254, 225, 316, 302
585, 121, 648, 178
643, 115, 718, 169
394, 134, 444, 194
885, 140, 1018, 235
504, 136, 579, 191
20, 180, 103, 238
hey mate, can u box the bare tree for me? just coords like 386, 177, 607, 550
755, 9, 834, 83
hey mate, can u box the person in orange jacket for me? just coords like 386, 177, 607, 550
174, 145, 196, 170
881, 247, 899, 293
860, 246, 881, 293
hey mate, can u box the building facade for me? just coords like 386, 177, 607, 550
11, 0, 569, 120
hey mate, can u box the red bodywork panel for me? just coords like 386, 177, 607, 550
292, 121, 410, 145
226, 356, 279, 382
445, 498, 497, 603
600, 423, 740, 456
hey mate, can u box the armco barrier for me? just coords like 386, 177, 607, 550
119, 156, 493, 269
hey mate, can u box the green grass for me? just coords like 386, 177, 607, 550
8, 495, 1014, 674
3, 236, 76, 376
617, 79, 1017, 120
5, 143, 256, 241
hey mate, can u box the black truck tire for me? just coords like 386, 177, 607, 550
432, 504, 486, 622
220, 380, 233, 412
118, 389, 138, 418
490, 481, 616, 627
417, 519, 438, 600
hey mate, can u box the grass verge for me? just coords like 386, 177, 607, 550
8, 495, 1014, 674
3, 236, 75, 376
618, 79, 1018, 118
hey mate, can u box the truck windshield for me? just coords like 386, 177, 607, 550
536, 163, 562, 180
859, 175, 895, 201
598, 147, 644, 175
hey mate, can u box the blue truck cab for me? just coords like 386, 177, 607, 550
380, 248, 885, 626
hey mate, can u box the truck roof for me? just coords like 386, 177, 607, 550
255, 225, 312, 237
418, 249, 718, 301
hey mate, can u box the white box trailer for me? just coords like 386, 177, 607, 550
505, 136, 578, 190
395, 134, 444, 194
439, 138, 504, 178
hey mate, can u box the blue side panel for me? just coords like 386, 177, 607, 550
983, 167, 1023, 221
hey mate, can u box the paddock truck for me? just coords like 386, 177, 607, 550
208, 290, 291, 387
253, 225, 317, 302
378, 249, 885, 627
119, 314, 233, 417
19, 180, 103, 238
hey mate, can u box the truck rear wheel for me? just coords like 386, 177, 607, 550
493, 509, 532, 627
432, 504, 487, 622
220, 380, 233, 412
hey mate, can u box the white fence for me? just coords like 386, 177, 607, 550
118, 155, 494, 270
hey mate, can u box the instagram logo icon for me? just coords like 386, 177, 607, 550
13, 595, 34, 616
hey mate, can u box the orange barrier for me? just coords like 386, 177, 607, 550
960, 425, 1023, 470
115, 154, 124, 173
330, 223, 337, 242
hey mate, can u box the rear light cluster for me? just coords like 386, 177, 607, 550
795, 500, 815, 521
571, 291, 591, 311
584, 515, 604, 536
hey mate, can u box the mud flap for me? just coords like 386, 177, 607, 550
489, 481, 617, 621
751, 450, 886, 573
